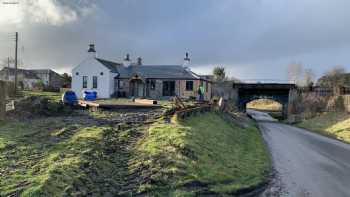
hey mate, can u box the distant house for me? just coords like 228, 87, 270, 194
71, 44, 212, 100
30, 69, 65, 88
0, 67, 64, 90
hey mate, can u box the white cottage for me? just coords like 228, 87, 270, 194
71, 44, 212, 100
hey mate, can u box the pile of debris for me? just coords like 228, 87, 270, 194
7, 96, 73, 119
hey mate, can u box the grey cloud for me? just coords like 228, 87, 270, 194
0, 0, 350, 79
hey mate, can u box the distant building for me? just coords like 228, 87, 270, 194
71, 44, 212, 99
0, 67, 64, 90
30, 69, 65, 88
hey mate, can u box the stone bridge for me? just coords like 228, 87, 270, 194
232, 83, 297, 118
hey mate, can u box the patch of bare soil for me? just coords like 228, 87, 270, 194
70, 109, 165, 196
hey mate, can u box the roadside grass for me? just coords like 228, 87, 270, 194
297, 112, 350, 143
134, 112, 270, 195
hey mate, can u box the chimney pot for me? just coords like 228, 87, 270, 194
137, 57, 142, 65
88, 44, 96, 53
123, 53, 131, 67
183, 52, 190, 67
124, 53, 130, 61
184, 52, 190, 61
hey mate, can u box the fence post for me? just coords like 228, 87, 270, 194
0, 81, 5, 120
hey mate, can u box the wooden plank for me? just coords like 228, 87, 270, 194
99, 104, 161, 110
134, 99, 157, 105
78, 100, 100, 107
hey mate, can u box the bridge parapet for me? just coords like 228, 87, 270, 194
237, 79, 296, 84
233, 83, 296, 90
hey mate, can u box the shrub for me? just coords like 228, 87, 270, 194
32, 80, 45, 91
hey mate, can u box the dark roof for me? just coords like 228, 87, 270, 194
0, 67, 40, 79
96, 58, 122, 73
30, 69, 51, 74
95, 58, 200, 80
128, 65, 199, 79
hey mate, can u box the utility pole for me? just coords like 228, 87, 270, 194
7, 57, 10, 81
14, 32, 18, 94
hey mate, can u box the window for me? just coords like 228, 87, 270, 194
150, 80, 156, 90
76, 72, 79, 76
186, 81, 193, 91
206, 81, 209, 92
100, 72, 104, 76
82, 76, 88, 88
93, 76, 98, 88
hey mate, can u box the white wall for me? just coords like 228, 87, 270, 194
72, 58, 112, 98
110, 73, 118, 96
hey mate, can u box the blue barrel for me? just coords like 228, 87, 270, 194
62, 91, 78, 105
83, 91, 97, 101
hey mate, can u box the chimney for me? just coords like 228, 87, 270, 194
183, 52, 190, 67
123, 53, 131, 67
137, 57, 142, 65
88, 44, 96, 58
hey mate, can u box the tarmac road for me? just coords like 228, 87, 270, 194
247, 110, 350, 197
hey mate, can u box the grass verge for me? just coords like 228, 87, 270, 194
133, 112, 271, 196
296, 112, 350, 143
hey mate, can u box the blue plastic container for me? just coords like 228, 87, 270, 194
83, 91, 97, 101
62, 91, 78, 105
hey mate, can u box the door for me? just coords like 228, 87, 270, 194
130, 79, 144, 97
162, 81, 175, 96
137, 82, 144, 97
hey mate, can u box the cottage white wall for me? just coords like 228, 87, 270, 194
72, 58, 112, 99
109, 73, 118, 96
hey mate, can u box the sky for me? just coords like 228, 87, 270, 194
0, 0, 350, 81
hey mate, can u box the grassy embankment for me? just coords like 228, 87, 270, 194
134, 112, 271, 195
296, 112, 350, 143
246, 99, 282, 112
0, 91, 270, 196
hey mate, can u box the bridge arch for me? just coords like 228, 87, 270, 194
232, 83, 296, 119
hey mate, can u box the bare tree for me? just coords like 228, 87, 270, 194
213, 66, 226, 82
61, 73, 72, 88
317, 65, 347, 87
303, 68, 315, 87
287, 62, 304, 85
325, 65, 345, 76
